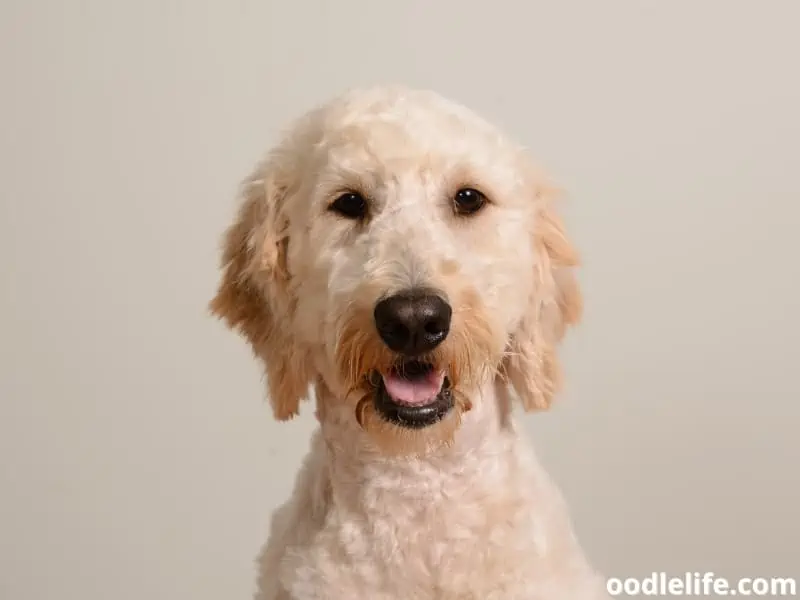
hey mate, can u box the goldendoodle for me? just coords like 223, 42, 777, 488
210, 85, 609, 599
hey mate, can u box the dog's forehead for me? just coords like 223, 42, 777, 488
320, 101, 508, 164
295, 92, 526, 203
322, 122, 498, 175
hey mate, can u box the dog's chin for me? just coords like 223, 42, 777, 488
372, 360, 454, 429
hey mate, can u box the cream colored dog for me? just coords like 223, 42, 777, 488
210, 85, 609, 599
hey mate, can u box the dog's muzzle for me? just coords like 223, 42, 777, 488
371, 289, 454, 428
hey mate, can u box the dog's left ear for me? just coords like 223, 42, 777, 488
209, 156, 312, 420
502, 180, 583, 411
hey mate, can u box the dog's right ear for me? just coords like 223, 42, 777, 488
209, 155, 311, 420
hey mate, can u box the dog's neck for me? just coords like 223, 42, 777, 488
269, 381, 603, 599
314, 378, 530, 509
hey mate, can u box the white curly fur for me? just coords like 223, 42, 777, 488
210, 85, 610, 599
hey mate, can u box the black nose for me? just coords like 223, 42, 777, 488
373, 290, 452, 355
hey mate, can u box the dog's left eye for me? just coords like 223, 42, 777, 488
453, 188, 487, 215
329, 192, 368, 220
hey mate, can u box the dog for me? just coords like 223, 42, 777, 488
210, 85, 609, 599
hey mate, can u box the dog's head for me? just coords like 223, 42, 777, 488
210, 86, 581, 454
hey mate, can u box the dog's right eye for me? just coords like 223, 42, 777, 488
329, 192, 368, 220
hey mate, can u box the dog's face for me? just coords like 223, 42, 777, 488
211, 87, 581, 455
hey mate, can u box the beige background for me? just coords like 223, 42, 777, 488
1, 1, 798, 599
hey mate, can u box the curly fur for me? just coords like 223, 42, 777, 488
210, 85, 609, 599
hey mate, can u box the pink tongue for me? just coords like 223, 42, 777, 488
382, 370, 445, 406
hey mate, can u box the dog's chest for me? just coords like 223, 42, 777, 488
280, 485, 551, 599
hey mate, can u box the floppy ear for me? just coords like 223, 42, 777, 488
502, 182, 583, 411
209, 157, 312, 420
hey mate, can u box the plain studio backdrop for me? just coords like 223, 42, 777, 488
1, 2, 798, 599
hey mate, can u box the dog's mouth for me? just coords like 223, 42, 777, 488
372, 360, 453, 429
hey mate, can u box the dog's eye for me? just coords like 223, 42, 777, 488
329, 192, 368, 220
453, 188, 487, 215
